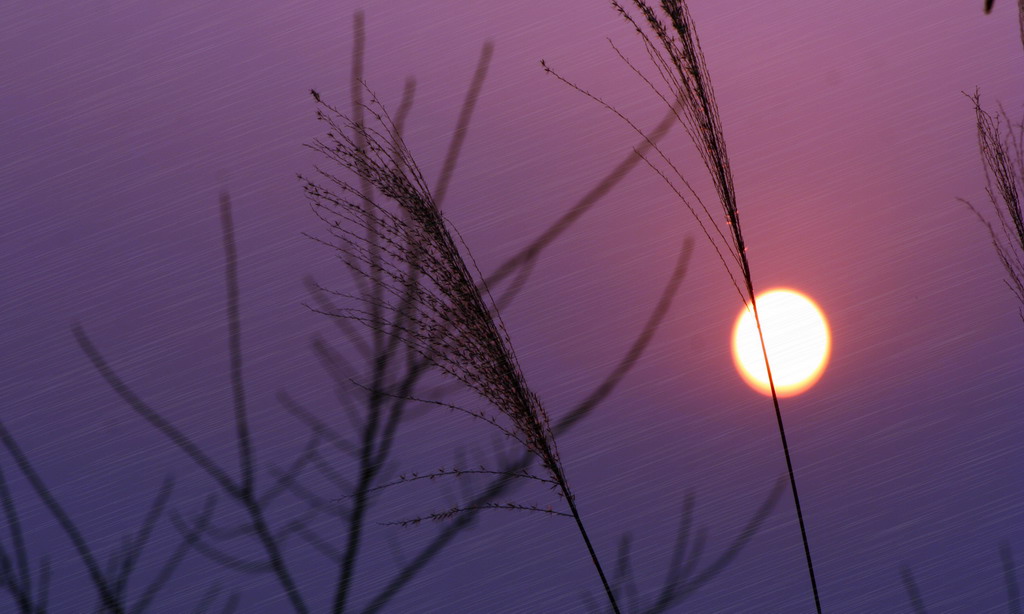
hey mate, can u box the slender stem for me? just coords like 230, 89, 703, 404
745, 276, 822, 614
331, 391, 381, 614
242, 499, 309, 614
1002, 543, 1021, 614
220, 193, 254, 497
221, 194, 308, 614
548, 459, 620, 614
565, 497, 620, 614
0, 463, 31, 606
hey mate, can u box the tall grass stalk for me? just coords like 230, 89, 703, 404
964, 92, 1024, 321
544, 1, 823, 610
301, 89, 622, 612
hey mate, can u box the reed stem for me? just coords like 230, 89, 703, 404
746, 279, 822, 614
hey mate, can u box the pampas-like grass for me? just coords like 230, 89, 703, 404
964, 92, 1024, 321
301, 89, 623, 613
543, 1, 824, 610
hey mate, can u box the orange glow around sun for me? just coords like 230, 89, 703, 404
731, 288, 830, 397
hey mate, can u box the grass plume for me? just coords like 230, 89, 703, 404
964, 92, 1024, 321
544, 1, 824, 610
301, 84, 624, 612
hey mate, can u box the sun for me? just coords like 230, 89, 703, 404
731, 288, 830, 397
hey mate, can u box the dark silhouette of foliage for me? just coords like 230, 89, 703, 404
0, 421, 204, 613
301, 8, 791, 613
542, 1, 823, 610
965, 92, 1024, 321
301, 64, 629, 611
0, 9, 785, 614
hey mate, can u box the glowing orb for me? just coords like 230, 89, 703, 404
731, 288, 830, 397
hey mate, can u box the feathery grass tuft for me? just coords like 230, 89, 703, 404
302, 86, 623, 612
544, 1, 824, 610
964, 92, 1024, 321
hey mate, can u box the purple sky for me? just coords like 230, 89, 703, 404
2, 0, 1024, 611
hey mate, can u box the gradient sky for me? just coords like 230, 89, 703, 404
3, 0, 1024, 611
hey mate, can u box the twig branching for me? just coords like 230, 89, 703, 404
73, 193, 312, 614
0, 10, 784, 613
301, 22, 782, 609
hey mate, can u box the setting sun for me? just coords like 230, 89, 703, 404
731, 288, 830, 397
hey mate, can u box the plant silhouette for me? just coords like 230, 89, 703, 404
0, 9, 786, 613
542, 1, 824, 610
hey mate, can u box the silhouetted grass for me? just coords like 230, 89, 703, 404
946, 17, 1024, 610
302, 40, 790, 614
543, 1, 823, 610
0, 9, 785, 613
964, 92, 1024, 322
301, 79, 629, 610
300, 8, 795, 613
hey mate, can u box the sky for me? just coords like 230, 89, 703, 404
2, 0, 1024, 611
